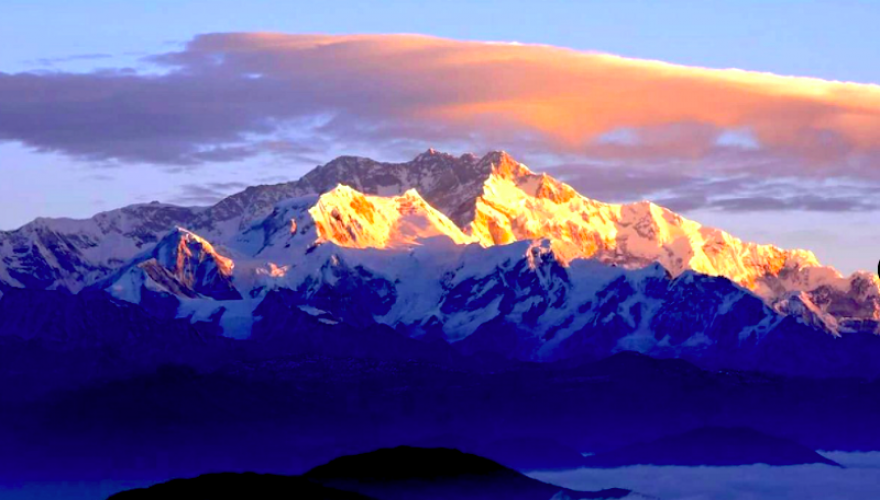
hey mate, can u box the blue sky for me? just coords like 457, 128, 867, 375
4, 0, 879, 82
1, 0, 879, 274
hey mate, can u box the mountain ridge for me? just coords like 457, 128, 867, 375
1, 150, 878, 375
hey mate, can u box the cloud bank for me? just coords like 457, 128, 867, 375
530, 452, 880, 500
2, 33, 879, 210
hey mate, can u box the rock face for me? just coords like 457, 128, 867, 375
1, 150, 878, 376
580, 427, 841, 467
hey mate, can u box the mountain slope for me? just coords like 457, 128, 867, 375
309, 185, 474, 249
459, 152, 879, 326
195, 149, 878, 333
101, 227, 240, 304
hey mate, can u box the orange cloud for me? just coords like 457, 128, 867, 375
3, 32, 879, 171
172, 33, 880, 162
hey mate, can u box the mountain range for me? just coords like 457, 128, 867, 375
2, 150, 878, 376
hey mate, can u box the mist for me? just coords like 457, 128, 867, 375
529, 452, 880, 500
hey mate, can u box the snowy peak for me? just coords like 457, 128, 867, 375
478, 150, 534, 181
153, 227, 235, 279
103, 227, 240, 303
193, 150, 515, 231
309, 185, 474, 249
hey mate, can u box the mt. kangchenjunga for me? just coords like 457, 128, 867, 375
2, 150, 878, 373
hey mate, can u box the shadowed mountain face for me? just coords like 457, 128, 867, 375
4, 351, 880, 485
0, 288, 220, 401
0, 287, 496, 400
580, 427, 841, 468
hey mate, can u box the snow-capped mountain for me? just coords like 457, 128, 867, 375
101, 227, 240, 308
0, 202, 199, 292
199, 149, 878, 311
190, 148, 494, 233
2, 150, 879, 375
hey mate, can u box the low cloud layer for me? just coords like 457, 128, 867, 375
2, 33, 879, 211
530, 452, 880, 500
547, 163, 880, 213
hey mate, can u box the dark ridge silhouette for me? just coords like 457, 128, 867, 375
4, 350, 880, 482
107, 448, 636, 500
582, 427, 842, 467
303, 446, 633, 500
107, 472, 373, 499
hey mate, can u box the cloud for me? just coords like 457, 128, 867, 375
171, 181, 251, 205
29, 53, 113, 66
1, 32, 880, 211
708, 195, 875, 212
546, 162, 698, 201
530, 452, 880, 500
546, 161, 880, 213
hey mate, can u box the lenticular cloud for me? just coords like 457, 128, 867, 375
1, 32, 879, 175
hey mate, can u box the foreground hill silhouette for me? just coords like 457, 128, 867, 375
109, 447, 635, 500
581, 427, 841, 468
108, 472, 372, 499
304, 446, 634, 499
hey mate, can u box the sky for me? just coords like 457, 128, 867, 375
1, 0, 879, 274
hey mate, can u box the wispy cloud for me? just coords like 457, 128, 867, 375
546, 161, 880, 213
171, 181, 251, 205
28, 53, 114, 66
